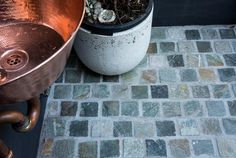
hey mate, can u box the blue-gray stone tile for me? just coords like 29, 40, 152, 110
103, 75, 119, 82
73, 85, 90, 99
214, 41, 232, 53
54, 85, 72, 99
219, 29, 236, 39
211, 84, 231, 98
79, 141, 97, 158
232, 84, 236, 97
134, 122, 155, 137
232, 41, 236, 52
42, 117, 66, 137
217, 138, 236, 157
178, 119, 200, 136
151, 27, 166, 40
53, 140, 75, 158
65, 70, 81, 83
80, 102, 98, 117
223, 54, 236, 66
169, 84, 190, 99
113, 121, 132, 137
201, 119, 222, 135
69, 121, 88, 137
83, 69, 101, 83
123, 139, 145, 157
177, 41, 196, 53
121, 70, 139, 83
218, 68, 236, 82
192, 140, 214, 156
142, 102, 160, 117
186, 54, 205, 67
159, 69, 177, 83
169, 139, 190, 158
100, 140, 119, 158
121, 101, 139, 116
228, 100, 236, 116
146, 139, 167, 157
180, 69, 198, 82
201, 28, 219, 39
159, 42, 175, 53
151, 85, 168, 98
111, 85, 129, 99
206, 54, 224, 66
192, 86, 210, 98
206, 101, 226, 116
60, 101, 78, 116
222, 118, 236, 135
162, 102, 181, 117
102, 101, 119, 117
183, 101, 203, 117
156, 121, 176, 136
167, 55, 185, 67
196, 41, 213, 53
131, 86, 148, 99
185, 30, 201, 40
92, 84, 109, 98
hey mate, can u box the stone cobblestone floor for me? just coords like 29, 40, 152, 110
38, 25, 236, 158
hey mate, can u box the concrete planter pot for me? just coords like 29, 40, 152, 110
74, 0, 154, 75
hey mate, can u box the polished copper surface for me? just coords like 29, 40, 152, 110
0, 0, 85, 104
0, 139, 14, 158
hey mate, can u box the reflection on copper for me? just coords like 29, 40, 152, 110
0, 139, 14, 158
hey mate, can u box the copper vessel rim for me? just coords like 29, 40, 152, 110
0, 1, 86, 86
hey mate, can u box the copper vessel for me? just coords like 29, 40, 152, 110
0, 0, 85, 104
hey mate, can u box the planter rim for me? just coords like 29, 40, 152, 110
82, 0, 154, 35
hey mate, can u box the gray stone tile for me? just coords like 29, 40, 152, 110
103, 75, 119, 82
151, 27, 166, 40
41, 138, 53, 157
54, 85, 72, 99
65, 70, 81, 83
47, 101, 59, 116
183, 101, 203, 117
53, 140, 75, 158
178, 119, 200, 136
167, 27, 186, 40
214, 41, 232, 52
218, 68, 236, 82
69, 121, 88, 137
136, 55, 148, 68
73, 85, 90, 99
92, 84, 109, 98
206, 54, 223, 66
102, 101, 119, 116
211, 84, 231, 98
217, 138, 236, 157
131, 86, 148, 99
222, 118, 236, 135
147, 42, 157, 54
80, 102, 98, 117
232, 41, 236, 52
83, 69, 101, 83
169, 84, 190, 99
156, 121, 176, 136
192, 140, 214, 156
146, 139, 167, 157
228, 100, 236, 116
149, 55, 168, 68
79, 141, 97, 158
201, 119, 222, 135
133, 122, 155, 137
142, 102, 160, 117
42, 117, 66, 137
206, 101, 226, 116
151, 85, 168, 98
219, 29, 236, 39
196, 41, 213, 53
159, 69, 177, 83
186, 54, 204, 67
160, 42, 175, 53
162, 102, 181, 117
167, 55, 185, 67
123, 139, 145, 157
232, 84, 236, 97
185, 30, 201, 40
199, 69, 217, 81
100, 140, 119, 158
192, 86, 210, 98
140, 69, 157, 84
121, 101, 139, 116
111, 85, 129, 99
90, 120, 113, 137
60, 101, 78, 116
201, 28, 219, 39
113, 121, 132, 137
169, 139, 191, 158
180, 69, 198, 82
177, 41, 196, 53
121, 70, 139, 83
223, 54, 236, 66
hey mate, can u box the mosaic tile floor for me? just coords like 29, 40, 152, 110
38, 25, 236, 158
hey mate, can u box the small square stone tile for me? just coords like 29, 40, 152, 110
228, 100, 236, 116
169, 84, 190, 99
69, 120, 88, 137
60, 101, 78, 116
206, 54, 224, 66
159, 69, 177, 83
183, 101, 203, 117
199, 69, 217, 81
167, 55, 185, 67
79, 141, 97, 158
196, 41, 213, 52
223, 54, 236, 66
47, 101, 59, 116
121, 70, 139, 83
185, 30, 201, 40
42, 117, 66, 137
222, 118, 236, 135
80, 102, 98, 117
90, 120, 113, 137
151, 27, 166, 40
140, 69, 157, 84
192, 140, 214, 156
167, 27, 186, 40
102, 101, 119, 116
83, 69, 101, 83
232, 84, 236, 97
192, 86, 210, 98
55, 73, 64, 83
113, 121, 132, 137
211, 84, 231, 98
54, 85, 72, 99
206, 101, 226, 116
65, 70, 81, 83
147, 42, 157, 53
53, 140, 75, 158
121, 101, 139, 116
178, 41, 196, 53
73, 85, 90, 99
134, 122, 155, 137
162, 102, 181, 117
214, 41, 232, 52
111, 85, 129, 99
178, 119, 200, 136
217, 138, 236, 157
159, 42, 175, 53
232, 41, 236, 52
151, 85, 168, 98
186, 54, 204, 67
201, 28, 219, 39
102, 75, 119, 82
156, 121, 176, 136
131, 86, 148, 99
136, 55, 148, 68
219, 29, 236, 39
201, 119, 222, 135
41, 138, 53, 157
92, 84, 109, 98
123, 139, 145, 157
169, 139, 191, 158
146, 139, 167, 157
180, 69, 198, 82
149, 55, 168, 68
218, 68, 236, 82
100, 140, 119, 158
142, 102, 160, 117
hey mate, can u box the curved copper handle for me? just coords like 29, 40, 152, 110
0, 139, 14, 158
